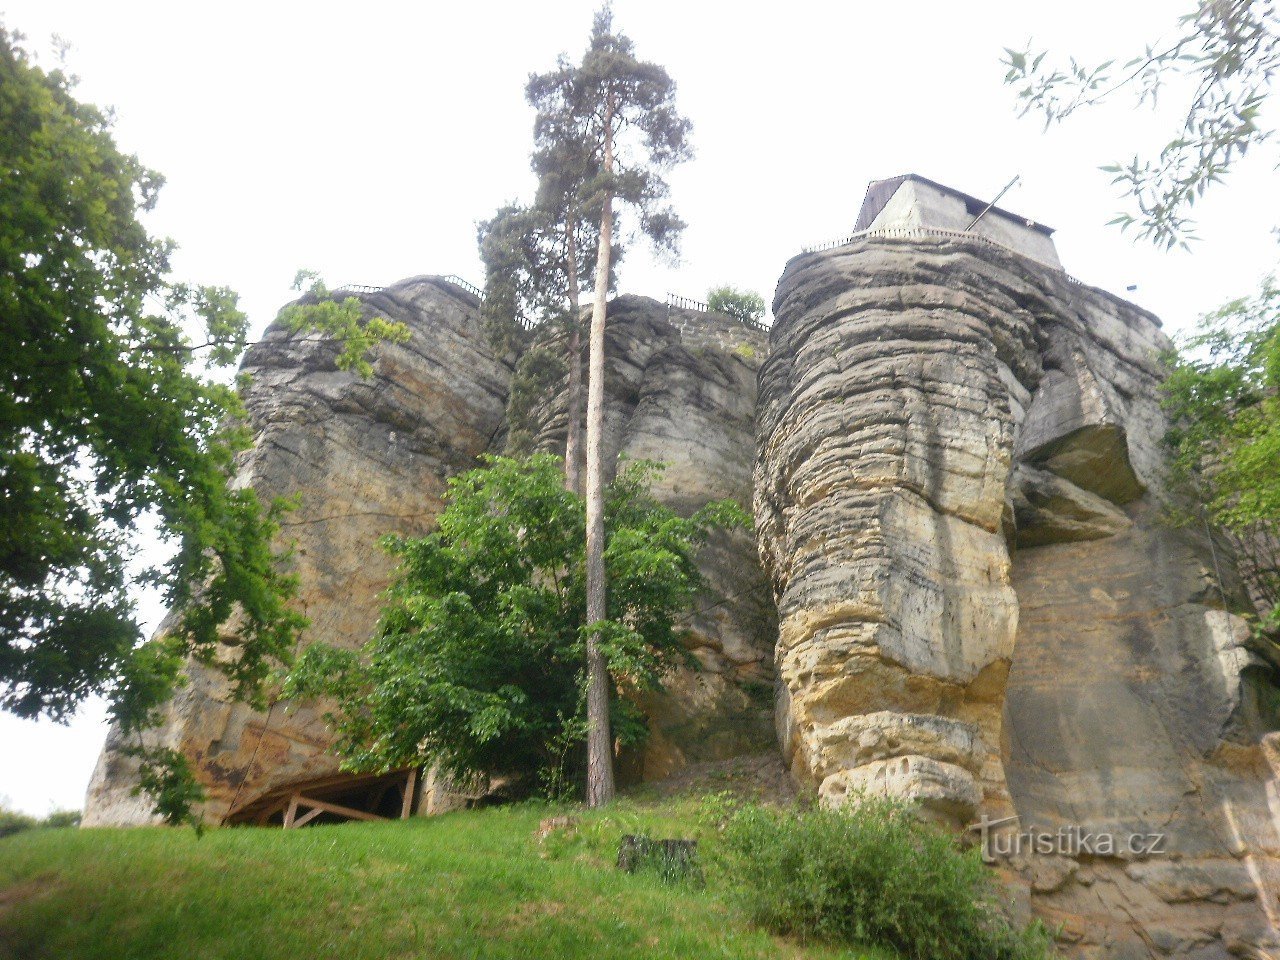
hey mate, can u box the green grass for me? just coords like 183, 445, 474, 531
0, 797, 891, 960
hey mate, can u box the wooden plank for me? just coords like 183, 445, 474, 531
283, 794, 300, 829
292, 806, 324, 829
400, 768, 418, 820
292, 795, 387, 823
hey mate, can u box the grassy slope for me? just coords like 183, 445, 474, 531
0, 798, 888, 960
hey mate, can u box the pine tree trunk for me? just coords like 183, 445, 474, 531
584, 97, 616, 809
564, 221, 583, 495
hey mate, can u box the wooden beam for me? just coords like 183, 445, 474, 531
283, 794, 300, 829
291, 795, 387, 823
400, 768, 418, 820
292, 806, 324, 829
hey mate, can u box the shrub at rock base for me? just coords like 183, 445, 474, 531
719, 797, 1054, 960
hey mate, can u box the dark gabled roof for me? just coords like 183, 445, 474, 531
854, 174, 1055, 236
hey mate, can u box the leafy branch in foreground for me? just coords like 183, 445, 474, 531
1162, 274, 1280, 638
284, 454, 748, 799
1003, 0, 1279, 248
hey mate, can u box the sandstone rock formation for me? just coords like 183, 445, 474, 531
81, 173, 1280, 959
84, 277, 513, 825
756, 230, 1280, 958
516, 295, 777, 779
84, 288, 776, 822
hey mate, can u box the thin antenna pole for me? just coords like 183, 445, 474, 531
965, 175, 1021, 231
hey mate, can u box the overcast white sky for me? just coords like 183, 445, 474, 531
2, 1, 1277, 815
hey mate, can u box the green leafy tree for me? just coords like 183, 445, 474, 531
1162, 277, 1280, 639
1003, 0, 1278, 249
0, 27, 405, 824
527, 5, 692, 807
285, 454, 747, 797
706, 286, 766, 327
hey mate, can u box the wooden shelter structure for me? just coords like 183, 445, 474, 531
225, 767, 420, 828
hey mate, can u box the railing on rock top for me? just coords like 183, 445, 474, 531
331, 283, 385, 296
798, 226, 1090, 289
440, 274, 485, 300
438, 275, 534, 330
333, 280, 785, 334
331, 276, 534, 330
666, 292, 768, 332
667, 292, 711, 313
799, 226, 1088, 287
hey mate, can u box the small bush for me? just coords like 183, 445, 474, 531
0, 805, 79, 838
719, 797, 1054, 960
707, 286, 765, 326
0, 806, 38, 838
40, 810, 82, 829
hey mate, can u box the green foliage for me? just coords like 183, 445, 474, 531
526, 7, 693, 261
285, 455, 749, 794
477, 204, 543, 349
280, 271, 410, 378
1003, 1, 1278, 248
0, 29, 407, 825
38, 809, 81, 829
1162, 275, 1280, 635
718, 798, 1054, 960
0, 805, 37, 839
127, 746, 207, 833
505, 346, 568, 455
477, 203, 610, 353
707, 286, 766, 327
0, 801, 80, 837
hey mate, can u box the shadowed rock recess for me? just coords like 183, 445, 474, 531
757, 231, 1280, 958
82, 178, 1280, 956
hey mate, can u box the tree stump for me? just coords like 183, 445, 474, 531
616, 834, 701, 883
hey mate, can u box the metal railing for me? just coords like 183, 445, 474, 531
799, 226, 1090, 288
667, 292, 711, 313
440, 274, 485, 300
802, 225, 1027, 256
332, 283, 385, 296
438, 275, 536, 330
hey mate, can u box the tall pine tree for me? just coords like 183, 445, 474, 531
527, 7, 691, 806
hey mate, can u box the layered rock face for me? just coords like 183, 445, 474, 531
519, 296, 777, 778
84, 289, 776, 822
83, 277, 513, 825
756, 234, 1280, 957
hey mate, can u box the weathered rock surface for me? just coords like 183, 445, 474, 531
83, 277, 513, 825
519, 296, 778, 779
757, 233, 1280, 957
79, 206, 1280, 957
84, 289, 777, 821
